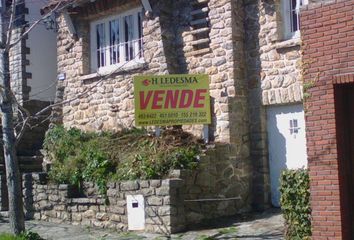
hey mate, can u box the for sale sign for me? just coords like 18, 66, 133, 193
134, 74, 211, 126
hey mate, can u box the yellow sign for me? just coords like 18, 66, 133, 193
134, 74, 211, 126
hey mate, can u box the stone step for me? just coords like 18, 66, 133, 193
191, 0, 209, 5
0, 211, 8, 218
185, 48, 211, 57
191, 38, 210, 46
191, 18, 209, 26
18, 155, 43, 163
191, 7, 209, 16
0, 156, 43, 173
190, 27, 210, 35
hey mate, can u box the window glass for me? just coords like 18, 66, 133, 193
124, 15, 134, 61
90, 8, 144, 72
96, 23, 106, 68
109, 19, 120, 65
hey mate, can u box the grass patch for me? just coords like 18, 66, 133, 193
44, 126, 204, 194
218, 227, 237, 235
196, 235, 215, 240
0, 233, 20, 240
0, 231, 44, 240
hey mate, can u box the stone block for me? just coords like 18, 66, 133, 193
110, 206, 125, 215
146, 206, 158, 217
120, 181, 139, 191
72, 213, 82, 221
150, 180, 161, 188
96, 212, 109, 221
156, 188, 169, 196
110, 214, 121, 222
83, 209, 96, 218
147, 196, 163, 206
158, 206, 177, 216
141, 188, 155, 196
139, 180, 150, 188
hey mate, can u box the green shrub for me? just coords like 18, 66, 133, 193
280, 169, 311, 240
44, 126, 203, 194
0, 231, 44, 240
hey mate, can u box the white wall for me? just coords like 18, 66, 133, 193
26, 0, 57, 101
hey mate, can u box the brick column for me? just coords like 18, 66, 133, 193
301, 0, 354, 239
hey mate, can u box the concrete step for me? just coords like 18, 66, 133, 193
190, 27, 210, 35
0, 211, 8, 218
191, 7, 209, 16
0, 156, 43, 173
185, 48, 211, 57
191, 18, 209, 26
191, 0, 209, 5
191, 38, 210, 46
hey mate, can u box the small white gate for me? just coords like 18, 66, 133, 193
267, 104, 308, 207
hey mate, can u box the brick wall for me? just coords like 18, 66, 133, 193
301, 0, 354, 239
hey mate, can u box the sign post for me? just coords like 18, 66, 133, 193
134, 74, 211, 127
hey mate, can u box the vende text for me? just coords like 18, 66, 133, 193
139, 89, 207, 110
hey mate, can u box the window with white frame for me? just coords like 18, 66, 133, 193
282, 0, 308, 39
90, 8, 144, 72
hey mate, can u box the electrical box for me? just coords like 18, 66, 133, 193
126, 195, 145, 231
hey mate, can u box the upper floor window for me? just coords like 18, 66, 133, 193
282, 0, 308, 39
90, 8, 144, 73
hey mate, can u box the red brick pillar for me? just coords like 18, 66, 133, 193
301, 0, 354, 239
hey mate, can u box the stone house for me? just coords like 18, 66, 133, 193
37, 0, 308, 229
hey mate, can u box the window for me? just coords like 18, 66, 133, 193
282, 0, 308, 39
90, 8, 144, 73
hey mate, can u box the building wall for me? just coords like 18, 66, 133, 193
55, 0, 249, 145
26, 0, 57, 102
53, 0, 252, 217
55, 0, 175, 132
9, 0, 57, 103
301, 0, 354, 239
244, 0, 305, 209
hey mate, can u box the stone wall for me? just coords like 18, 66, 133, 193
22, 173, 185, 234
180, 144, 251, 224
9, 0, 31, 103
245, 0, 303, 106
243, 0, 306, 209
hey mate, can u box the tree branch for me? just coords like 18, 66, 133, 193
5, 0, 17, 50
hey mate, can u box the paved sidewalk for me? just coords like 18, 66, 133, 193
0, 209, 284, 240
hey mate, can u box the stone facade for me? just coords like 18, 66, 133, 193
54, 0, 249, 145
245, 0, 303, 106
22, 173, 185, 234
50, 0, 310, 216
244, 0, 305, 208
9, 0, 31, 103
51, 0, 253, 216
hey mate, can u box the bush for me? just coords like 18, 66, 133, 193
280, 169, 311, 240
44, 126, 203, 194
0, 231, 44, 240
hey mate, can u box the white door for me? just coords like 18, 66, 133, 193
267, 104, 308, 207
